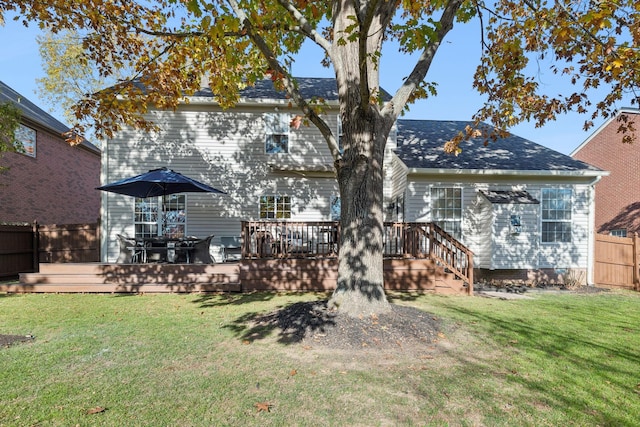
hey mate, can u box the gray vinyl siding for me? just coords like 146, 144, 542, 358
403, 178, 592, 271
469, 192, 493, 268
537, 184, 591, 269
101, 104, 350, 261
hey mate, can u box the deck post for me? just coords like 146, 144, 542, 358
32, 220, 39, 272
467, 251, 474, 295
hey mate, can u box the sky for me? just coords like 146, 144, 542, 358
0, 13, 634, 155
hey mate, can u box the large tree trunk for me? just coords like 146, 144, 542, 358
325, 1, 396, 316
328, 106, 391, 316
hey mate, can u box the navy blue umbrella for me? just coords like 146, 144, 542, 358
97, 167, 226, 197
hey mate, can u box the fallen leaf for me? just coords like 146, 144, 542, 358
289, 369, 297, 376
86, 407, 106, 415
437, 332, 446, 339
242, 340, 251, 345
255, 402, 272, 412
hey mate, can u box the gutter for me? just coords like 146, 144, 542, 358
406, 167, 609, 179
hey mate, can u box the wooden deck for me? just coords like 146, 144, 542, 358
4, 258, 469, 295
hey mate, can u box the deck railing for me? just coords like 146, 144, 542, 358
240, 221, 474, 286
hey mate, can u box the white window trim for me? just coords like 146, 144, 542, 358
540, 188, 573, 244
134, 195, 187, 239
259, 195, 292, 219
430, 186, 463, 239
264, 113, 290, 154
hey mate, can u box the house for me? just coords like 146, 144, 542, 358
571, 108, 640, 237
0, 81, 101, 224
100, 77, 606, 285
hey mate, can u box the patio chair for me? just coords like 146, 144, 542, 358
143, 237, 168, 263
192, 234, 216, 264
286, 230, 311, 255
116, 234, 143, 263
220, 236, 242, 262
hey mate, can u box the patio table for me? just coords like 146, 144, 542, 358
139, 237, 199, 263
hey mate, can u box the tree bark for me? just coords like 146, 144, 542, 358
328, 105, 391, 316
325, 0, 393, 316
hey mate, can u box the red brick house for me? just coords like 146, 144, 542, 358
571, 108, 639, 236
0, 81, 101, 224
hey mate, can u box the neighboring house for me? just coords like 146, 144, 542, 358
571, 108, 640, 237
100, 78, 606, 284
0, 81, 101, 224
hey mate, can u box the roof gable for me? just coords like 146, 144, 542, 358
395, 119, 602, 173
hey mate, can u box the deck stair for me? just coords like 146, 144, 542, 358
11, 262, 240, 293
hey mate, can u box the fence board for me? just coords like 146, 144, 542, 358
0, 222, 99, 280
594, 233, 639, 290
0, 224, 35, 279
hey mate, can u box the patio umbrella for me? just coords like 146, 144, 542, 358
96, 167, 226, 197
98, 167, 226, 240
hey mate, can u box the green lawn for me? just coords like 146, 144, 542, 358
1, 290, 639, 426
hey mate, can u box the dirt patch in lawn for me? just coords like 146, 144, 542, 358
0, 334, 34, 348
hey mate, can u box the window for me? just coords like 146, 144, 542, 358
15, 124, 36, 157
610, 229, 627, 237
541, 188, 572, 243
134, 195, 186, 239
431, 187, 462, 238
163, 194, 186, 238
330, 195, 341, 221
259, 195, 291, 219
264, 113, 289, 154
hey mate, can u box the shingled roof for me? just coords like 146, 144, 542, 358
395, 119, 603, 173
193, 77, 392, 102
0, 81, 99, 154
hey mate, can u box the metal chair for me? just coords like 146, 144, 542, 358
221, 236, 242, 262
192, 235, 216, 264
116, 234, 142, 263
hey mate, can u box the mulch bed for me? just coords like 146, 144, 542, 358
251, 300, 442, 351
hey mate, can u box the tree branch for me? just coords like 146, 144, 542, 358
226, 0, 342, 161
275, 0, 332, 53
382, 0, 464, 120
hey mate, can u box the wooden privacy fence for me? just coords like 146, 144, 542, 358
594, 233, 640, 291
0, 222, 99, 279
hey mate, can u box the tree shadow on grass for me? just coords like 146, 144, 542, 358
191, 291, 292, 309
222, 299, 336, 345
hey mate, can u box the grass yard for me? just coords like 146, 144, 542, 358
1, 290, 639, 426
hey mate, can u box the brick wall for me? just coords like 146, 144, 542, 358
0, 121, 101, 224
572, 111, 640, 235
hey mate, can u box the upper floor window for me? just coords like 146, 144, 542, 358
259, 195, 291, 219
264, 113, 289, 154
134, 195, 186, 239
15, 124, 36, 157
541, 188, 572, 243
431, 187, 462, 238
